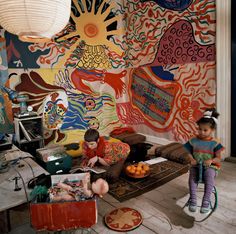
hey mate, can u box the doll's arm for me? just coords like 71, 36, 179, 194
82, 173, 93, 197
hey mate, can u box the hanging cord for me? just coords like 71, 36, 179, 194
9, 156, 36, 188
22, 157, 36, 185
11, 165, 29, 203
8, 155, 38, 200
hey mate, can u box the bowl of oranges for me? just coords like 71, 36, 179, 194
125, 162, 150, 178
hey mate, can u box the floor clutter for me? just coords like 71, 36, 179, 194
1, 160, 236, 233
2, 138, 234, 233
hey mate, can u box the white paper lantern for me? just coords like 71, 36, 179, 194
0, 0, 71, 43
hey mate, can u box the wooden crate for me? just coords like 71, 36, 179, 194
30, 198, 97, 231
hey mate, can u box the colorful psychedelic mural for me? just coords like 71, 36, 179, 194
0, 37, 13, 139
1, 0, 216, 145
8, 69, 122, 144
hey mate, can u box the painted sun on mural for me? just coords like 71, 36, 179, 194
2, 0, 217, 145
47, 0, 124, 69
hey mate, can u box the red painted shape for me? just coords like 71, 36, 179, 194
71, 68, 127, 98
30, 199, 97, 231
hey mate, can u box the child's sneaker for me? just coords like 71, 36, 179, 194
188, 200, 197, 212
200, 201, 211, 213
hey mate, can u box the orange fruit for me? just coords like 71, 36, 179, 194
136, 166, 142, 171
131, 165, 136, 170
135, 171, 141, 176
140, 169, 146, 175
129, 169, 135, 174
138, 162, 144, 167
143, 165, 149, 171
126, 165, 132, 171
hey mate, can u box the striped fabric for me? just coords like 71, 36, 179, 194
155, 142, 191, 165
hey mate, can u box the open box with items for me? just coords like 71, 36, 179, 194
36, 145, 72, 174
30, 173, 100, 231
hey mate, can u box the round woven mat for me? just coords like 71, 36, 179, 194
104, 207, 143, 231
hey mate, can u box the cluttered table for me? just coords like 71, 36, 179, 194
0, 145, 99, 232
0, 145, 48, 232
0, 145, 48, 212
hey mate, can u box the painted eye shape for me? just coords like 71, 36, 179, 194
85, 99, 96, 110
56, 107, 65, 116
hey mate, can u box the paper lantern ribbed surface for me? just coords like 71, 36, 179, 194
0, 0, 71, 42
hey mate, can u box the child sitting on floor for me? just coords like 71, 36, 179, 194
184, 108, 224, 213
81, 128, 130, 169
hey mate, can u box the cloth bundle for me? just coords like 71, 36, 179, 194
155, 142, 191, 165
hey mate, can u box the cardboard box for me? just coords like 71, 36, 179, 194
42, 154, 72, 174
36, 146, 72, 174
36, 145, 65, 161
30, 198, 97, 231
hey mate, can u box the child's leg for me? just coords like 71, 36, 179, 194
202, 167, 216, 207
189, 167, 198, 204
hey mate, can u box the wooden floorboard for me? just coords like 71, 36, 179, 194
98, 161, 236, 234
4, 161, 236, 234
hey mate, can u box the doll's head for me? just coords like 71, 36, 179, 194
91, 178, 109, 198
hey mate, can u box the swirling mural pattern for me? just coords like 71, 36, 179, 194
61, 92, 120, 133
116, 102, 145, 125
3, 0, 216, 144
8, 69, 122, 144
150, 19, 215, 66
153, 0, 193, 11
4, 0, 215, 70
123, 63, 216, 141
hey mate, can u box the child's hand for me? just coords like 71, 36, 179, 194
204, 159, 212, 167
190, 158, 197, 166
87, 156, 98, 167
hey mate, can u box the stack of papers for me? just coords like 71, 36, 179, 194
144, 157, 167, 165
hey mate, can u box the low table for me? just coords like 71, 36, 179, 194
108, 160, 189, 202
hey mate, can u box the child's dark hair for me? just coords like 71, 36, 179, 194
84, 129, 99, 142
197, 108, 219, 129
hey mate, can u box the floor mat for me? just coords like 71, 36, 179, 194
104, 207, 143, 231
108, 160, 189, 202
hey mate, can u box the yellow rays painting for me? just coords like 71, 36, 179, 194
57, 0, 124, 68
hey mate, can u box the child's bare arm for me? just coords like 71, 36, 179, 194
204, 152, 221, 167
212, 151, 221, 164
97, 157, 109, 166
188, 154, 197, 166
